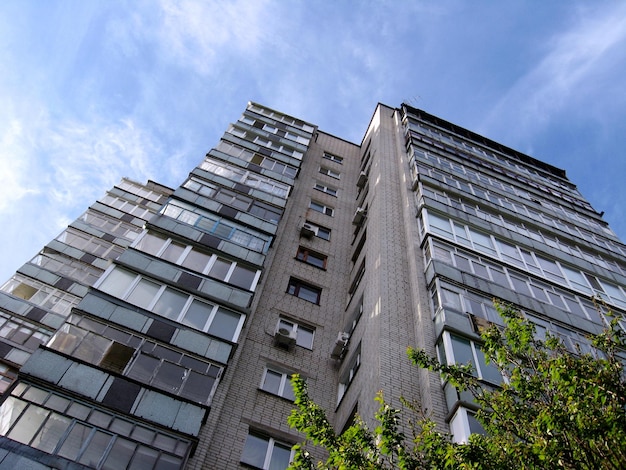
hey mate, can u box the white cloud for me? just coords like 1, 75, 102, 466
483, 3, 626, 136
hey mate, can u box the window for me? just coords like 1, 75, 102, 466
449, 407, 485, 443
337, 343, 361, 404
260, 368, 295, 400
303, 221, 331, 241
241, 432, 293, 469
97, 268, 245, 342
323, 152, 343, 164
438, 332, 502, 384
313, 182, 337, 197
277, 318, 315, 349
135, 232, 261, 291
296, 246, 327, 269
0, 383, 191, 468
319, 166, 340, 179
287, 278, 321, 304
309, 200, 334, 216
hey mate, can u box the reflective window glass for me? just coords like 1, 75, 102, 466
207, 309, 241, 341
127, 279, 160, 308
153, 289, 188, 320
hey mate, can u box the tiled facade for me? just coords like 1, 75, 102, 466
0, 102, 623, 469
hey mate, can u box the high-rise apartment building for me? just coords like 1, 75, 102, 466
0, 101, 624, 469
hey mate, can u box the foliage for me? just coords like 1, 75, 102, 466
287, 301, 626, 469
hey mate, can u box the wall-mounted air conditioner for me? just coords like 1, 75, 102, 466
331, 332, 350, 359
352, 207, 366, 226
274, 325, 297, 349
300, 223, 315, 238
356, 171, 368, 188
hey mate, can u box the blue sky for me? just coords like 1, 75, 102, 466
1, 1, 625, 283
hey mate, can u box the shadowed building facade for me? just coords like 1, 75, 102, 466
0, 102, 623, 469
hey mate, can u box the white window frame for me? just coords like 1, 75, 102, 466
277, 318, 315, 349
319, 166, 341, 179
309, 200, 334, 216
323, 152, 343, 164
260, 367, 295, 400
241, 432, 294, 469
314, 182, 338, 197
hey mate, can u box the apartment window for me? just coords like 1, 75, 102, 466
309, 200, 334, 216
135, 232, 261, 291
277, 318, 315, 349
287, 278, 321, 304
438, 332, 502, 384
337, 343, 361, 404
97, 267, 245, 342
314, 182, 338, 197
241, 432, 293, 469
323, 152, 343, 164
319, 166, 340, 179
296, 246, 327, 269
450, 407, 486, 443
0, 383, 191, 468
260, 368, 295, 400
303, 221, 331, 241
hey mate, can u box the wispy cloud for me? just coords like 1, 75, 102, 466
482, 3, 626, 138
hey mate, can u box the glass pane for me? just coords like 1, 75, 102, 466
262, 370, 282, 395
161, 242, 186, 264
135, 233, 167, 256
228, 266, 256, 290
78, 430, 113, 467
58, 422, 93, 461
297, 285, 320, 303
209, 259, 231, 281
127, 279, 161, 308
127, 354, 160, 383
207, 309, 241, 341
131, 426, 155, 445
74, 333, 111, 364
152, 288, 188, 320
129, 445, 159, 470
475, 347, 502, 384
295, 327, 314, 349
450, 335, 476, 371
153, 433, 178, 454
99, 269, 136, 297
269, 442, 292, 470
101, 438, 136, 470
155, 453, 183, 470
0, 397, 27, 435
153, 362, 185, 394
31, 412, 71, 453
182, 300, 213, 331
241, 434, 268, 468
180, 371, 214, 404
181, 250, 212, 273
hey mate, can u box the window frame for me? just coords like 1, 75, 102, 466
322, 152, 343, 164
277, 318, 315, 349
260, 367, 295, 400
319, 166, 341, 179
241, 431, 294, 469
309, 200, 334, 217
286, 278, 322, 304
295, 246, 328, 270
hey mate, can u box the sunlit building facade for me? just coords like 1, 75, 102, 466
0, 102, 624, 469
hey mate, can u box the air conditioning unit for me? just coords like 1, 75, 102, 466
274, 325, 296, 349
352, 207, 366, 225
356, 171, 368, 188
300, 223, 315, 238
331, 332, 350, 359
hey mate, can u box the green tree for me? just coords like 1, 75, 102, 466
288, 302, 626, 469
